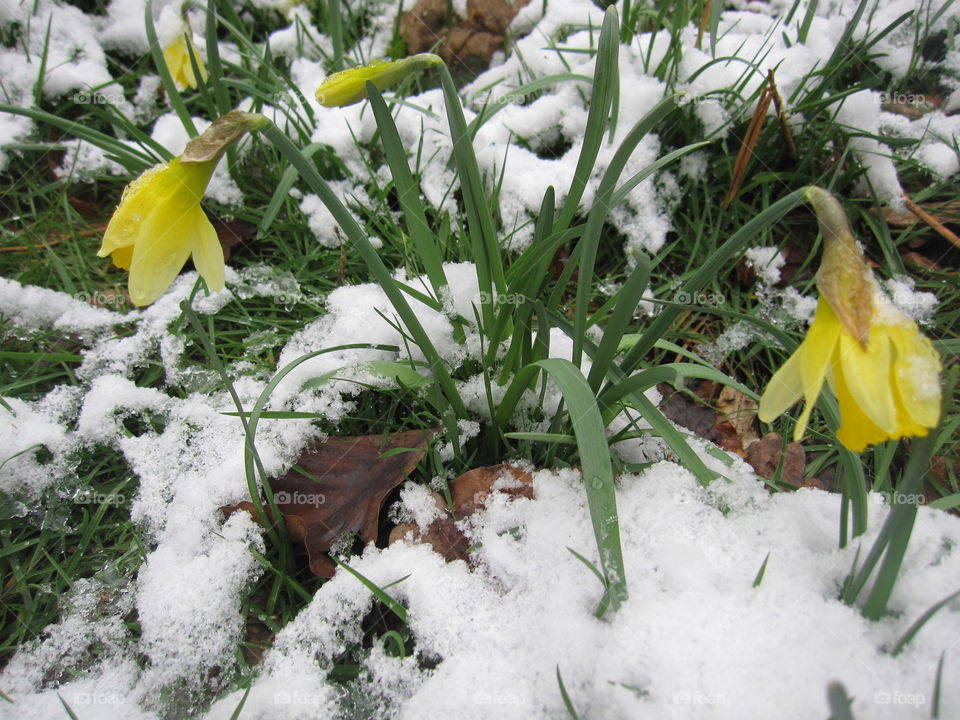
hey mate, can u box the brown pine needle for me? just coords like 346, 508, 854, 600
0, 240, 62, 253
902, 193, 960, 251
767, 71, 797, 157
722, 81, 774, 209
697, 0, 714, 50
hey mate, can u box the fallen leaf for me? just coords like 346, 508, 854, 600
660, 380, 755, 456
389, 465, 533, 563
224, 428, 435, 577
401, 0, 531, 75
716, 385, 759, 449
389, 490, 470, 562
746, 432, 807, 487
901, 251, 947, 273
210, 217, 257, 262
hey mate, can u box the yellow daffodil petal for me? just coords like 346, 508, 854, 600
758, 297, 841, 438
837, 327, 898, 434
889, 324, 941, 429
127, 207, 197, 306
833, 357, 891, 452
190, 212, 225, 292
795, 298, 842, 434
98, 163, 168, 257
110, 245, 134, 270
163, 31, 208, 90
758, 350, 804, 423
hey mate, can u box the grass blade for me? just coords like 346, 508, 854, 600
533, 358, 627, 613
367, 85, 448, 296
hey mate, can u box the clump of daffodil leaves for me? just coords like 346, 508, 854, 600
99, 55, 442, 306
759, 186, 942, 452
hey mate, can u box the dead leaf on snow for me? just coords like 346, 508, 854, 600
223, 428, 436, 577
389, 464, 533, 563
746, 432, 808, 488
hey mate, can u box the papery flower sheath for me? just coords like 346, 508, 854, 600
315, 54, 443, 107
98, 111, 267, 306
758, 187, 942, 452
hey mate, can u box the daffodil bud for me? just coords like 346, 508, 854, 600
315, 54, 443, 107
159, 5, 208, 90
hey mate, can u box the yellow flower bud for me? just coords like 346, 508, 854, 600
315, 54, 443, 107
162, 26, 208, 90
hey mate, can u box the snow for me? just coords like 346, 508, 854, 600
1, 0, 958, 718
745, 246, 785, 286
204, 464, 960, 720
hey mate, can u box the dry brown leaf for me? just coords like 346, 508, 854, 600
210, 218, 257, 262
716, 385, 759, 449
746, 432, 807, 487
223, 428, 435, 577
401, 0, 530, 73
388, 465, 533, 563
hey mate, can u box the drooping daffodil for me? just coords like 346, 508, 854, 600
758, 186, 942, 452
98, 111, 267, 306
159, 5, 208, 90
315, 53, 443, 107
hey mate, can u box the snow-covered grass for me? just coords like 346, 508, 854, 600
1, 0, 959, 718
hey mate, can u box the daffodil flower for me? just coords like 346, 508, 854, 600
315, 53, 442, 107
758, 187, 942, 452
161, 16, 208, 90
98, 111, 266, 306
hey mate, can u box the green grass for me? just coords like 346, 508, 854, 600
0, 0, 958, 715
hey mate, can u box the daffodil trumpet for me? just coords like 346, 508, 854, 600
758, 187, 942, 452
97, 111, 267, 307
315, 53, 443, 107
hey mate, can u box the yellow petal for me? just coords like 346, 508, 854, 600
99, 163, 168, 256
758, 349, 804, 423
889, 324, 942, 429
126, 204, 199, 306
794, 298, 841, 435
190, 212, 224, 292
110, 245, 134, 270
837, 328, 898, 434
163, 32, 208, 90
833, 358, 892, 452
